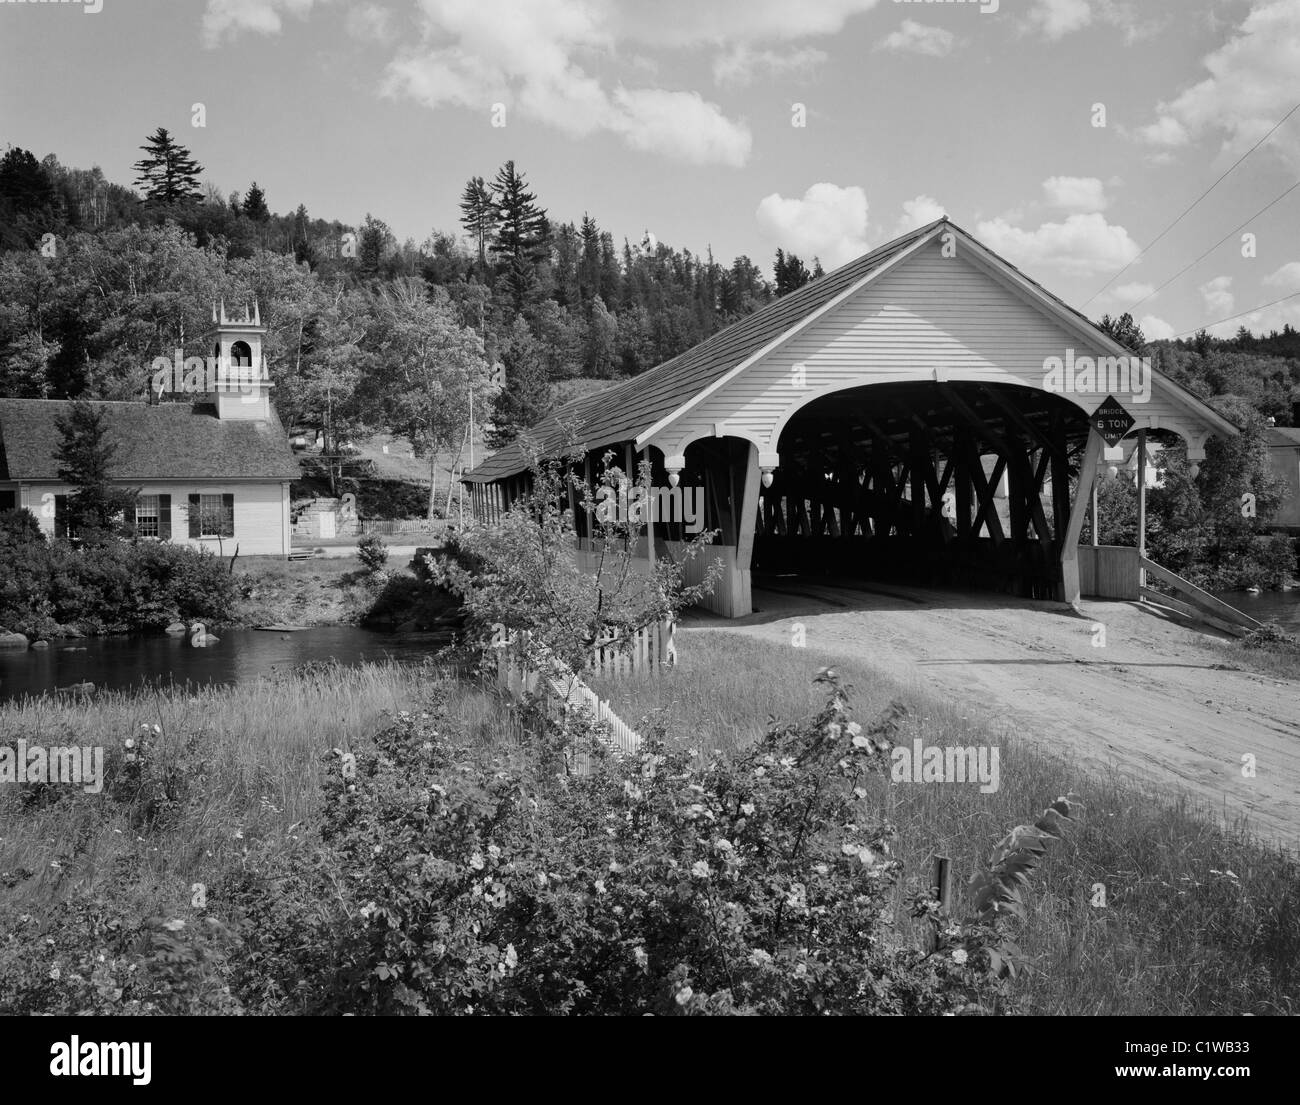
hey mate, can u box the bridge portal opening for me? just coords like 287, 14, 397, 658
753, 381, 1092, 601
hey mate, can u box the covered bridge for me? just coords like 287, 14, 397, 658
464, 218, 1237, 617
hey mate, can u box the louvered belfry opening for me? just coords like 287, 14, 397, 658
753, 381, 1091, 601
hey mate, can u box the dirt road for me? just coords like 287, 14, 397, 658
688, 579, 1300, 849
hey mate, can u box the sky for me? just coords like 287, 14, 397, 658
2, 0, 1300, 340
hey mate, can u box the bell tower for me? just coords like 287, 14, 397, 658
208, 299, 273, 420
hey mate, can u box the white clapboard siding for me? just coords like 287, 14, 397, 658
657, 239, 1206, 457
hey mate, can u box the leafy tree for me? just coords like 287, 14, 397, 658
132, 128, 204, 206
53, 398, 139, 544
241, 182, 270, 222
357, 213, 394, 277
490, 161, 550, 308
366, 280, 490, 516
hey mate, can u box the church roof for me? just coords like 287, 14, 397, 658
0, 399, 300, 482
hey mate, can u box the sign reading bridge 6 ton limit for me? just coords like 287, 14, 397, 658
1091, 395, 1135, 448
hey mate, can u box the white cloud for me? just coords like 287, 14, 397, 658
894, 194, 947, 236
346, 2, 395, 44
201, 0, 325, 47
756, 183, 870, 270
974, 213, 1140, 277
382, 0, 752, 166
1139, 314, 1175, 340
1024, 0, 1162, 44
712, 45, 828, 86
611, 0, 883, 47
1263, 260, 1300, 292
1042, 176, 1108, 213
874, 20, 956, 58
1136, 0, 1300, 170
1199, 275, 1235, 316
1112, 281, 1155, 304
1026, 0, 1093, 41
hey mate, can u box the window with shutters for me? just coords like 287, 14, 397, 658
198, 494, 234, 538
135, 495, 160, 537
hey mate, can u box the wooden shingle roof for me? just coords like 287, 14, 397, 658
0, 399, 300, 482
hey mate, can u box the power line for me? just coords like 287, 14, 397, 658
1083, 100, 1300, 306
1127, 178, 1300, 311
1171, 289, 1300, 339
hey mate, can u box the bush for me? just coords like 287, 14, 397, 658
220, 676, 1014, 1015
357, 534, 389, 573
0, 527, 236, 636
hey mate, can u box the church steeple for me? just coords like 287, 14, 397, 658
207, 300, 273, 421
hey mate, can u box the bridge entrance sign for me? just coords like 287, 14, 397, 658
1091, 395, 1135, 448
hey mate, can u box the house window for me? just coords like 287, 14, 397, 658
188, 493, 234, 539
136, 495, 160, 537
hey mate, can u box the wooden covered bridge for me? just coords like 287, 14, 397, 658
464, 218, 1239, 619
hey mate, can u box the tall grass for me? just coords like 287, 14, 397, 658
587, 630, 1300, 1016
0, 662, 519, 916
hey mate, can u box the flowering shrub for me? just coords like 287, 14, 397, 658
221, 673, 1009, 1015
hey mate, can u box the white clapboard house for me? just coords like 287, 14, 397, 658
0, 304, 298, 556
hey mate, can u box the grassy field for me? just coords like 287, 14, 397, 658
230, 557, 375, 627
0, 662, 516, 921
4, 628, 1295, 1015
587, 630, 1300, 1016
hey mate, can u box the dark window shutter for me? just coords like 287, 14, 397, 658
188, 494, 201, 538
158, 494, 172, 539
54, 494, 67, 538
0, 490, 15, 512
221, 493, 234, 537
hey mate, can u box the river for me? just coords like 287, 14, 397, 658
0, 626, 452, 703
1213, 589, 1300, 632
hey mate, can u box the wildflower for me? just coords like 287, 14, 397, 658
504, 944, 518, 970
852, 735, 871, 750
162, 919, 185, 932
754, 767, 766, 778
748, 948, 772, 967
812, 863, 829, 876
675, 986, 693, 1006
691, 860, 710, 879
487, 844, 501, 861
233, 830, 244, 840
468, 852, 485, 871
714, 838, 732, 852
846, 721, 862, 738
826, 722, 842, 740
740, 802, 755, 816
951, 949, 968, 965
49, 966, 61, 981
633, 946, 648, 969
359, 902, 378, 920
594, 880, 606, 895
124, 738, 134, 749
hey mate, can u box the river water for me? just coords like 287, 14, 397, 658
1213, 589, 1300, 632
0, 626, 452, 703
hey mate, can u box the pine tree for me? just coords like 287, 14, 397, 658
775, 250, 810, 297
54, 399, 139, 544
132, 127, 204, 205
242, 181, 270, 221
485, 318, 552, 448
459, 175, 498, 273
578, 213, 601, 302
1098, 312, 1146, 353
490, 161, 550, 308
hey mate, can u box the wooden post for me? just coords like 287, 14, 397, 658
1090, 484, 1099, 547
641, 447, 656, 573
931, 855, 953, 914
732, 443, 762, 616
1061, 429, 1105, 605
1136, 429, 1147, 590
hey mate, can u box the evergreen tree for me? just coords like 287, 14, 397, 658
578, 214, 601, 302
132, 127, 204, 205
490, 161, 550, 309
459, 175, 498, 273
1098, 311, 1146, 353
53, 398, 139, 544
485, 318, 552, 448
774, 249, 811, 297
242, 181, 270, 221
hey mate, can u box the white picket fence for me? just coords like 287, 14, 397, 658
494, 618, 676, 766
